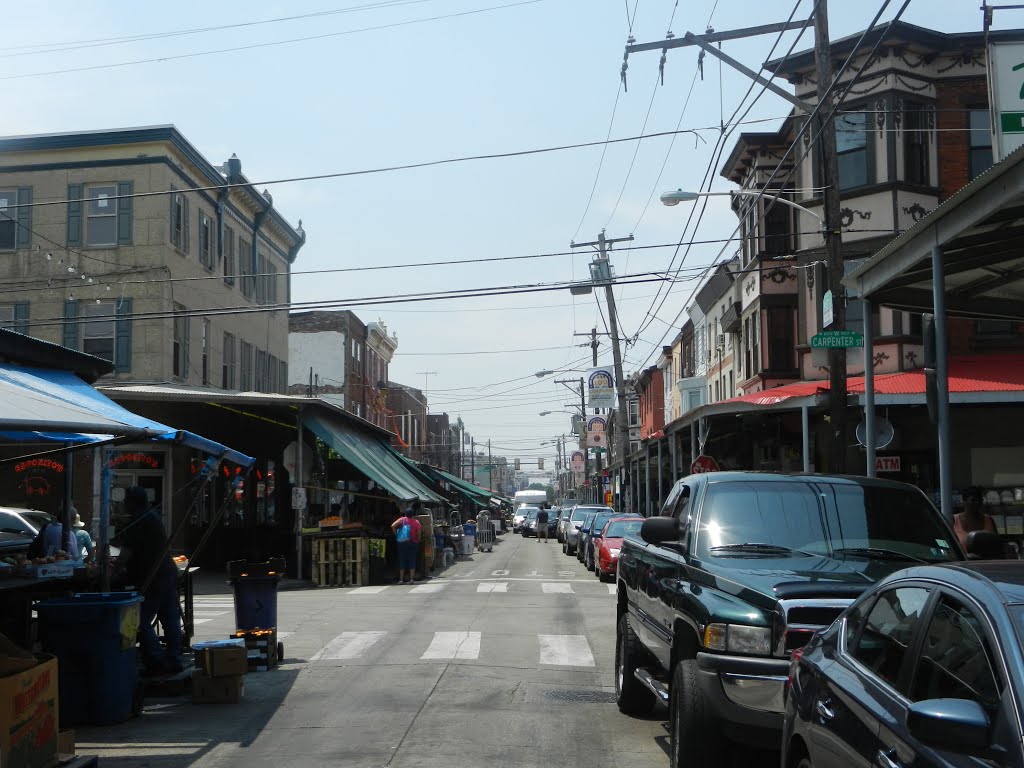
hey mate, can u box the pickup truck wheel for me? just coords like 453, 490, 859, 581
615, 614, 655, 715
670, 659, 729, 767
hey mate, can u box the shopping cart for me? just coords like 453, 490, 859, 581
475, 510, 494, 553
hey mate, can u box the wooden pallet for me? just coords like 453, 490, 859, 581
313, 537, 369, 587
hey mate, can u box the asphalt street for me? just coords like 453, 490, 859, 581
76, 533, 775, 767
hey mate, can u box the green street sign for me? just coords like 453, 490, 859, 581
1002, 112, 1024, 134
811, 330, 864, 349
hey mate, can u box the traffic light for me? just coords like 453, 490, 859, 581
537, 458, 544, 470
514, 458, 521, 470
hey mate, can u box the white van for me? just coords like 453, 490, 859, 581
513, 490, 548, 509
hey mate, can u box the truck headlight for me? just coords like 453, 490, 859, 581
609, 548, 620, 557
703, 623, 772, 655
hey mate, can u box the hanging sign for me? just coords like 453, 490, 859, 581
690, 455, 720, 474
586, 415, 608, 448
587, 367, 616, 409
569, 451, 585, 473
988, 41, 1024, 160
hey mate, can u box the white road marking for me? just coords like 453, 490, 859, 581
421, 631, 481, 660
607, 583, 616, 595
541, 582, 574, 594
309, 631, 387, 661
539, 634, 595, 667
477, 582, 508, 593
276, 632, 293, 639
410, 583, 445, 594
350, 586, 389, 595
192, 611, 230, 617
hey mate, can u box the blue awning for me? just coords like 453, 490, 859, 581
0, 364, 254, 467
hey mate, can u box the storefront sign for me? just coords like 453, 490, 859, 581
108, 451, 164, 470
988, 41, 1024, 160
690, 455, 720, 474
586, 416, 608, 448
587, 367, 616, 409
13, 458, 63, 474
875, 456, 901, 473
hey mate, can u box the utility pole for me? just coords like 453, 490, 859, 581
556, 377, 590, 501
471, 438, 476, 485
572, 231, 633, 509
813, 1, 848, 473
488, 439, 493, 492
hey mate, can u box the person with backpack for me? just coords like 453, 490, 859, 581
391, 501, 423, 584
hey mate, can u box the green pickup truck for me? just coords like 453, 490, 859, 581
614, 471, 969, 765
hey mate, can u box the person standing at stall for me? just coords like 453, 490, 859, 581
119, 486, 182, 674
392, 501, 423, 585
953, 486, 998, 551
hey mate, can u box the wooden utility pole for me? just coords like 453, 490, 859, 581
813, 0, 849, 473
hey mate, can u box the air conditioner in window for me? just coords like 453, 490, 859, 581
716, 334, 725, 349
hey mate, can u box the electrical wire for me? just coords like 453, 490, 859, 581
570, 83, 623, 242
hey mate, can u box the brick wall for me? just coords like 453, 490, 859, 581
935, 79, 988, 201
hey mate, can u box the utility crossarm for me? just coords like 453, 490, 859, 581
624, 20, 813, 53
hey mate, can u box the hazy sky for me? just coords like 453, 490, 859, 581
4, 0, 996, 467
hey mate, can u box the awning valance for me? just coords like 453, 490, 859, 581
0, 364, 254, 467
305, 415, 445, 504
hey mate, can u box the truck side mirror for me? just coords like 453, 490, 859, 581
640, 516, 682, 546
966, 530, 1008, 560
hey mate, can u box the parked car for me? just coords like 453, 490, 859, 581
783, 558, 1024, 768
519, 507, 539, 537
615, 472, 969, 767
583, 510, 622, 570
512, 505, 534, 533
563, 506, 609, 555
555, 502, 577, 543
0, 531, 32, 560
0, 507, 53, 537
576, 510, 600, 562
594, 517, 644, 581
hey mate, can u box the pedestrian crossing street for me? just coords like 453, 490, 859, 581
305, 629, 598, 666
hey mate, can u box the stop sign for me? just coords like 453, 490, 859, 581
690, 455, 720, 474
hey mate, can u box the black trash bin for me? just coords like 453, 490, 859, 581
227, 558, 285, 631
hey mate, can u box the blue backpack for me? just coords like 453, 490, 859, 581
396, 518, 412, 543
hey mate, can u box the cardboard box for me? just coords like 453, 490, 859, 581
191, 671, 244, 704
57, 728, 74, 756
194, 647, 248, 678
0, 654, 59, 768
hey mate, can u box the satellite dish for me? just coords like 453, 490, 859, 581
855, 418, 895, 449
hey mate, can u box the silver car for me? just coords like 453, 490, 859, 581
562, 505, 611, 555
0, 507, 52, 537
512, 505, 538, 533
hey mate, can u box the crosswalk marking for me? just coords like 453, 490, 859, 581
409, 583, 445, 594
350, 586, 389, 595
421, 631, 481, 660
309, 631, 387, 661
607, 583, 616, 595
477, 582, 508, 593
539, 634, 595, 667
541, 582, 574, 594
193, 611, 231, 617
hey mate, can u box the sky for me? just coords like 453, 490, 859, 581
3, 0, 1000, 469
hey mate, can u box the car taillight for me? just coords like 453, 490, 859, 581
786, 647, 804, 690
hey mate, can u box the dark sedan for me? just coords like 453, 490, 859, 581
783, 558, 1024, 768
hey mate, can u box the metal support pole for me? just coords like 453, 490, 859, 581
802, 406, 811, 473
657, 440, 664, 508
863, 299, 877, 478
62, 447, 74, 554
933, 246, 953, 523
644, 444, 652, 518
296, 412, 304, 580
99, 454, 112, 591
690, 423, 697, 469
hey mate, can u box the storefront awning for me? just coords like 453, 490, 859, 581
305, 415, 445, 504
0, 364, 254, 467
416, 463, 494, 507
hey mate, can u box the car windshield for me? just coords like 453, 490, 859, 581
605, 520, 643, 538
523, 509, 537, 519
695, 480, 962, 563
591, 514, 615, 534
571, 507, 606, 522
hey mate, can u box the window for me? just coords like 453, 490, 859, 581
223, 227, 235, 285
279, 359, 287, 394
0, 306, 14, 329
904, 103, 930, 185
969, 109, 994, 180
85, 185, 117, 246
198, 211, 213, 269
170, 191, 190, 252
173, 305, 190, 379
763, 195, 794, 255
255, 349, 267, 392
267, 354, 278, 393
751, 313, 760, 376
255, 250, 267, 304
767, 307, 795, 372
240, 341, 252, 390
628, 398, 639, 427
201, 318, 210, 385
910, 596, 1000, 713
849, 587, 931, 688
835, 111, 871, 190
223, 332, 236, 389
239, 239, 253, 298
82, 300, 116, 362
0, 190, 16, 250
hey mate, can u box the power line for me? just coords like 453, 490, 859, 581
570, 83, 623, 242
0, 1, 545, 81
397, 343, 596, 356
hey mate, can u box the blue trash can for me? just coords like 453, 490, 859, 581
231, 575, 280, 630
36, 592, 143, 726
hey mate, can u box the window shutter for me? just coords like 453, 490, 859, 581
183, 196, 191, 254
117, 181, 133, 245
169, 188, 179, 247
183, 315, 191, 378
67, 184, 82, 247
115, 297, 132, 373
15, 188, 31, 249
13, 302, 28, 335
63, 300, 79, 349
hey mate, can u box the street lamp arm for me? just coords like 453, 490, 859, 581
659, 189, 825, 226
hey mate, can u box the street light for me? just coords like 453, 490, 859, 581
660, 188, 825, 227
535, 370, 555, 378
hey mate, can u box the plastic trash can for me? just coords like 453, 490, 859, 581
36, 591, 144, 726
227, 560, 284, 631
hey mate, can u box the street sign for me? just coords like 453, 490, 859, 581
690, 455, 720, 474
988, 41, 1024, 160
811, 330, 864, 349
822, 290, 834, 328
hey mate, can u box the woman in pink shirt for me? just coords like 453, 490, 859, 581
392, 501, 423, 584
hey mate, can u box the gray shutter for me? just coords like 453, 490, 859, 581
13, 302, 28, 335
62, 300, 79, 349
169, 189, 179, 247
183, 197, 191, 254
115, 298, 132, 373
15, 188, 31, 249
117, 181, 133, 245
66, 184, 82, 247
183, 315, 191, 378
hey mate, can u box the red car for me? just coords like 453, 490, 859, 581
594, 516, 644, 581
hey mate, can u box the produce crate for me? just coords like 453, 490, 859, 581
313, 537, 368, 587
229, 629, 280, 672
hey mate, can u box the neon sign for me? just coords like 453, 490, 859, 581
14, 459, 64, 474
108, 452, 162, 469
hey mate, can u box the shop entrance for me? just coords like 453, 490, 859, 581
107, 447, 169, 531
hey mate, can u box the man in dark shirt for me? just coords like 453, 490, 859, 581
120, 486, 182, 674
536, 506, 550, 542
